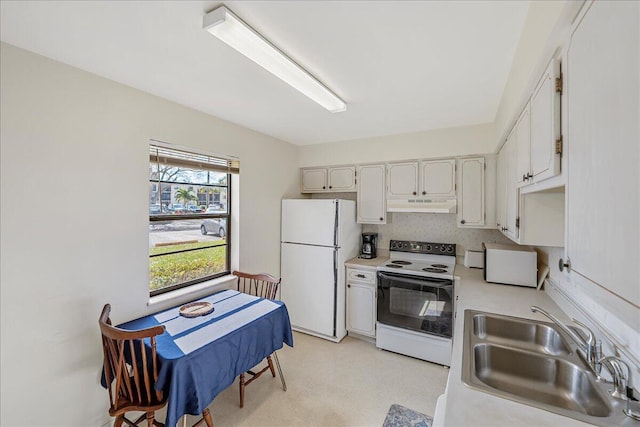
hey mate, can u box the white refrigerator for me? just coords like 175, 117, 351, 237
280, 199, 361, 342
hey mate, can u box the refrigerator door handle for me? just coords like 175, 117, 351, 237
333, 200, 339, 247
333, 247, 338, 337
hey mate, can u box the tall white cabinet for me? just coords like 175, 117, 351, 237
357, 164, 386, 224
457, 157, 485, 227
565, 0, 639, 306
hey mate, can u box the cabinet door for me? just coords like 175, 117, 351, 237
566, 1, 639, 306
346, 282, 376, 337
504, 131, 520, 241
328, 166, 356, 191
357, 164, 386, 224
458, 157, 485, 227
515, 105, 531, 186
530, 59, 561, 183
301, 168, 327, 192
496, 146, 507, 230
387, 162, 419, 198
421, 159, 456, 197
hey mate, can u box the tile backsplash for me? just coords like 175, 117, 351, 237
363, 212, 511, 263
310, 193, 511, 263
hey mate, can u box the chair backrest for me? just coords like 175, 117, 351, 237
232, 271, 281, 300
99, 304, 167, 415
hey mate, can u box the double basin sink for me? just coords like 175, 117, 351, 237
462, 310, 637, 426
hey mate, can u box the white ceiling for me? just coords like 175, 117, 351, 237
0, 1, 529, 146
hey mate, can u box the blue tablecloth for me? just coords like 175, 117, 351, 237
117, 290, 294, 427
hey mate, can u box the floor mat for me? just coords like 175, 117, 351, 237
382, 403, 433, 427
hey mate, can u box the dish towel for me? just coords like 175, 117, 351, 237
382, 404, 433, 427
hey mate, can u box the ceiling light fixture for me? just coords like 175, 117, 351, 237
203, 5, 346, 113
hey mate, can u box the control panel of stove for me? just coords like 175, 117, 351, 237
389, 240, 456, 256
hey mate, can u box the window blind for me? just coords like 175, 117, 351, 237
150, 142, 240, 174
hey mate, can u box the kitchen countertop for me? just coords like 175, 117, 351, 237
439, 266, 592, 427
345, 249, 389, 270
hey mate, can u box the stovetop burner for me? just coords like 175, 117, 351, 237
379, 240, 456, 279
422, 267, 447, 273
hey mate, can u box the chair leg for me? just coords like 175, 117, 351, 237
146, 412, 155, 427
273, 352, 287, 392
267, 355, 276, 377
239, 373, 246, 408
202, 408, 214, 427
114, 415, 125, 427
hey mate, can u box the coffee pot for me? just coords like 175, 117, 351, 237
360, 233, 378, 259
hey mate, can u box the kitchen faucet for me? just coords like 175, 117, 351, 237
530, 306, 599, 371
599, 356, 640, 421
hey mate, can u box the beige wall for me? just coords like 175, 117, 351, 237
298, 123, 496, 167
492, 0, 582, 149
0, 43, 299, 426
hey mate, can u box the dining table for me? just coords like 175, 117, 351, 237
116, 289, 294, 427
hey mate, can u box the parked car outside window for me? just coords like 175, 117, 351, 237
202, 207, 226, 238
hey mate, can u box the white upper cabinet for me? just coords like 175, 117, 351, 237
420, 159, 456, 197
301, 166, 356, 193
515, 104, 531, 186
504, 131, 519, 241
387, 162, 419, 198
357, 164, 386, 224
496, 147, 507, 231
387, 159, 456, 199
457, 157, 485, 227
530, 59, 562, 183
514, 59, 562, 189
328, 166, 357, 191
301, 168, 327, 192
566, 0, 639, 306
496, 129, 520, 240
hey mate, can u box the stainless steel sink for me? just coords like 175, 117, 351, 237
472, 312, 571, 356
462, 310, 636, 426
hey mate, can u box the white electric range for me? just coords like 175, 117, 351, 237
376, 240, 456, 366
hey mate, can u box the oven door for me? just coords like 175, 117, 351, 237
377, 271, 453, 338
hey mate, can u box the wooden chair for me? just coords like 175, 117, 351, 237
100, 304, 214, 427
232, 271, 287, 408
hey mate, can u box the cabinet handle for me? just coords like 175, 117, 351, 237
522, 173, 527, 182
559, 258, 571, 272
460, 219, 466, 225
356, 274, 366, 278
422, 191, 426, 195
322, 186, 326, 189
379, 217, 384, 221
527, 173, 533, 180
329, 186, 332, 189
347, 284, 351, 288
412, 191, 417, 195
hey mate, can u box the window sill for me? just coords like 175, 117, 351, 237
148, 274, 236, 308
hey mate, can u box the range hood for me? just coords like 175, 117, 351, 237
387, 198, 457, 214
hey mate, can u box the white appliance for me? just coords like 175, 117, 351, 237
483, 242, 537, 287
280, 199, 361, 342
376, 240, 456, 366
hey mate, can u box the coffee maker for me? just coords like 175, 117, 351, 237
360, 233, 378, 259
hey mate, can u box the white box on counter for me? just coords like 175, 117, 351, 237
482, 242, 537, 287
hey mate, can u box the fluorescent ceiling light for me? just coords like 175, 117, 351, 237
203, 6, 346, 113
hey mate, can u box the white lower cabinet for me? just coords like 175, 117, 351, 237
346, 268, 376, 337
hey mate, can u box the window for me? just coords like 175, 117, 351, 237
148, 141, 239, 296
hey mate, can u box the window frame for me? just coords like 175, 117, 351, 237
148, 141, 236, 297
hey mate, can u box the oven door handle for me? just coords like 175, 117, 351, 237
377, 271, 453, 288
